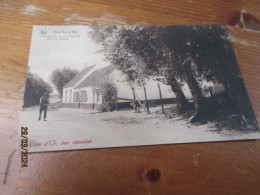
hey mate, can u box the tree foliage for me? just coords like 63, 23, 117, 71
50, 68, 78, 98
90, 26, 153, 112
90, 26, 188, 113
96, 77, 117, 111
24, 72, 52, 107
90, 25, 257, 125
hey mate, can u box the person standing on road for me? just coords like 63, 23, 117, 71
131, 100, 137, 112
39, 92, 49, 121
135, 100, 141, 113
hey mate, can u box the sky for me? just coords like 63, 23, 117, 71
28, 25, 109, 83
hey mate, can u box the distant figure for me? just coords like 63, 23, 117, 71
140, 100, 147, 113
131, 100, 136, 112
134, 100, 141, 113
39, 92, 49, 121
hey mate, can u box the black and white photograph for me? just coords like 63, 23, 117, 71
20, 25, 260, 152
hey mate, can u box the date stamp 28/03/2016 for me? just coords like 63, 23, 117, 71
21, 127, 28, 167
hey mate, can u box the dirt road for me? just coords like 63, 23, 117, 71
19, 106, 260, 152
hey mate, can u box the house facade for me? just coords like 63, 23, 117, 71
62, 65, 181, 111
62, 65, 104, 110
62, 65, 227, 111
62, 65, 226, 111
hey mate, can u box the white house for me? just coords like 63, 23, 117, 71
62, 65, 184, 111
62, 64, 225, 111
62, 65, 97, 109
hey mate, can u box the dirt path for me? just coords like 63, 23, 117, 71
19, 106, 260, 152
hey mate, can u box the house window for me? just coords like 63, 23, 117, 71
70, 90, 72, 103
96, 92, 100, 103
65, 90, 67, 103
73, 92, 79, 102
79, 91, 83, 102
85, 91, 88, 102
80, 90, 88, 102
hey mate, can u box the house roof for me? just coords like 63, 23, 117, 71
75, 65, 114, 89
63, 65, 95, 88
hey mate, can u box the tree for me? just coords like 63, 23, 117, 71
160, 24, 257, 124
96, 77, 117, 112
90, 26, 138, 101
119, 26, 190, 113
24, 72, 52, 107
187, 25, 257, 124
50, 68, 78, 98
90, 25, 257, 125
92, 26, 189, 113
90, 26, 151, 113
108, 40, 138, 101
118, 25, 255, 123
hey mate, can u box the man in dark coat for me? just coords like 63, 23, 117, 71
39, 92, 49, 121
134, 100, 141, 113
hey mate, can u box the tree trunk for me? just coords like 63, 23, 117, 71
157, 83, 164, 114
183, 63, 205, 122
115, 93, 118, 111
131, 87, 136, 101
221, 78, 258, 128
183, 63, 204, 111
168, 76, 189, 113
142, 80, 150, 114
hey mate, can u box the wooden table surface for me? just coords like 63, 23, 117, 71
0, 0, 260, 194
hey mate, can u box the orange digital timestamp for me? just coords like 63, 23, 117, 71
21, 127, 28, 168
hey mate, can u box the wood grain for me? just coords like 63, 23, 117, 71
0, 0, 259, 194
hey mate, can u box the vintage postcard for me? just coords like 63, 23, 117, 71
19, 25, 260, 152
